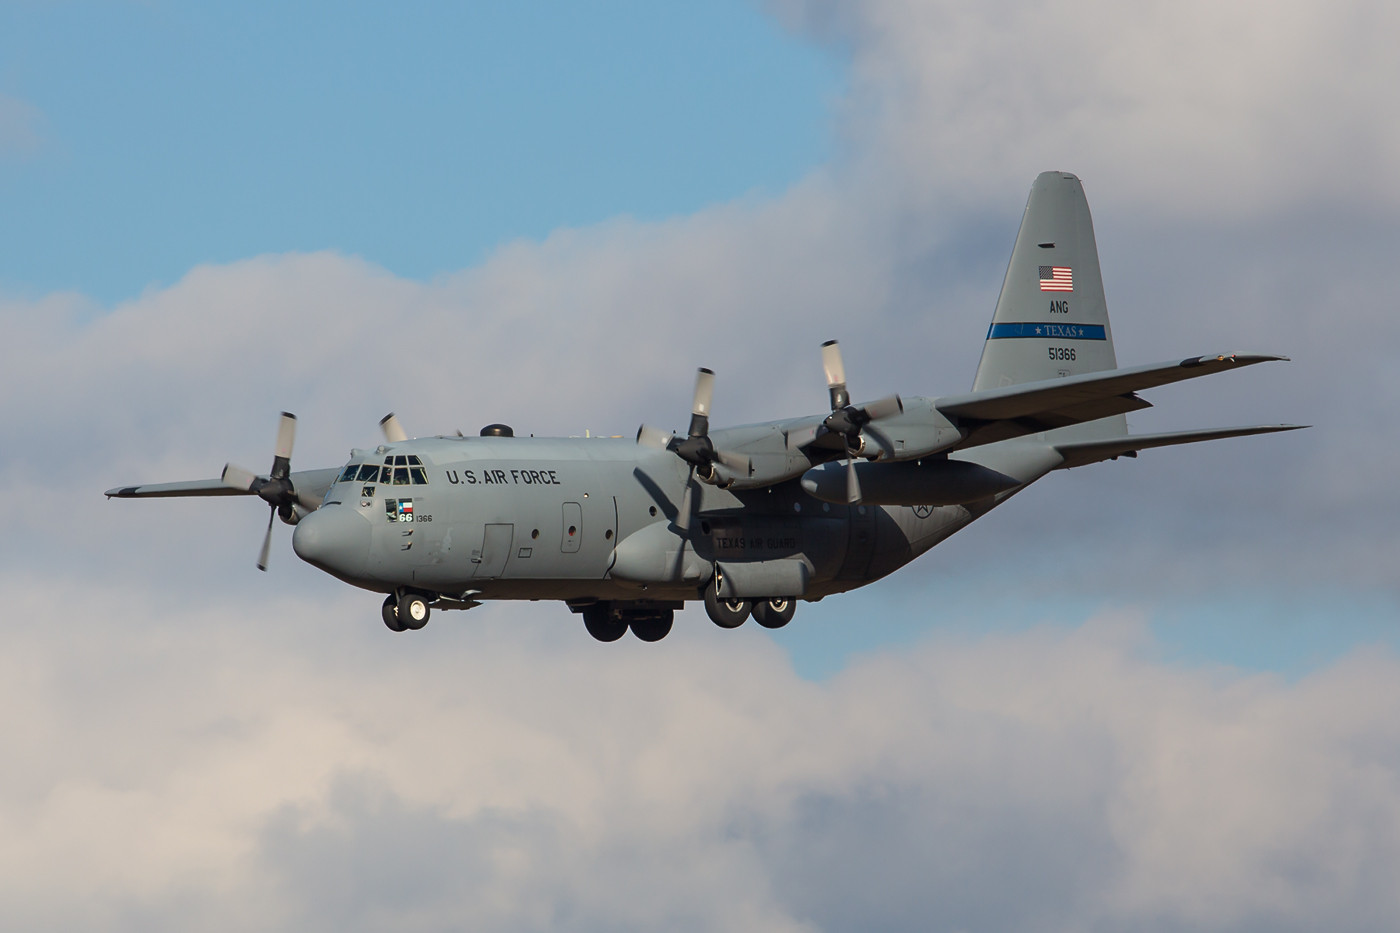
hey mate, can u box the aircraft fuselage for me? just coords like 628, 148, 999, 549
293, 433, 987, 608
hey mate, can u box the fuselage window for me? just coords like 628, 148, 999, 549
410, 467, 428, 484
393, 466, 411, 485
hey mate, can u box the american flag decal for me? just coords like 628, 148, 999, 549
1039, 265, 1073, 292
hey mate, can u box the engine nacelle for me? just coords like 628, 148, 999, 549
857, 400, 965, 461
278, 503, 315, 526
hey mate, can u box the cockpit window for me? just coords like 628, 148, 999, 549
337, 457, 430, 487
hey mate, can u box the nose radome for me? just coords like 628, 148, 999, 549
292, 505, 372, 578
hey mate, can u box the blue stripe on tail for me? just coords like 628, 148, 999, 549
986, 322, 1107, 340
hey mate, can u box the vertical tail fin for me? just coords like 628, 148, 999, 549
972, 171, 1125, 438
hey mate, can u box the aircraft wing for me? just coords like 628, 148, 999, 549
935, 353, 1289, 448
105, 478, 249, 498
105, 468, 341, 501
1053, 424, 1308, 469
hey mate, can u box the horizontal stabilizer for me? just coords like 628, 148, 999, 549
1054, 424, 1308, 469
937, 353, 1290, 448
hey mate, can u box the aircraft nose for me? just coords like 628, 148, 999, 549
292, 505, 372, 579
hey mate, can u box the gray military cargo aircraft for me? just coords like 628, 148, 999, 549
107, 172, 1302, 642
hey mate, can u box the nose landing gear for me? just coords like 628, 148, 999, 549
382, 591, 431, 632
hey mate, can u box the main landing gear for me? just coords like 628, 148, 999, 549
581, 603, 675, 643
382, 591, 431, 632
702, 573, 796, 630
751, 597, 796, 629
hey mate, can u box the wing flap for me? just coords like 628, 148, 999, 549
955, 393, 1154, 447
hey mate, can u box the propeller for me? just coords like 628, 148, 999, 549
814, 340, 903, 505
637, 367, 750, 532
221, 412, 315, 571
380, 413, 407, 443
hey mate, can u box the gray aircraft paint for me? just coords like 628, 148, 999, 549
107, 172, 1304, 638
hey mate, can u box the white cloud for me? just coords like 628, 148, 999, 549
1, 595, 1396, 931
3, 3, 1398, 927
773, 0, 1400, 218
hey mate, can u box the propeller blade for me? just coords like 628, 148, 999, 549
845, 455, 862, 505
862, 394, 904, 422
692, 368, 714, 420
380, 413, 407, 443
675, 469, 696, 533
821, 339, 846, 388
822, 340, 850, 410
636, 424, 675, 449
256, 508, 275, 571
686, 368, 715, 439
222, 463, 259, 492
274, 412, 297, 461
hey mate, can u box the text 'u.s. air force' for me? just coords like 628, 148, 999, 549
445, 468, 562, 486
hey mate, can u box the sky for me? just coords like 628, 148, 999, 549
2, 1, 1398, 930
